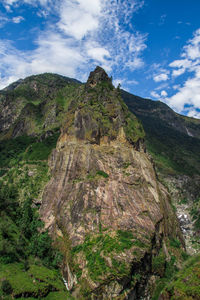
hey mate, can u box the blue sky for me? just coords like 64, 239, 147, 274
0, 0, 200, 119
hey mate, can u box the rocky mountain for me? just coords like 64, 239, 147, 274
121, 90, 200, 257
0, 67, 199, 299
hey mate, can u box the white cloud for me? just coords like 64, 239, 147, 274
127, 79, 138, 85
57, 0, 101, 40
165, 77, 200, 112
166, 28, 200, 118
187, 110, 200, 119
87, 45, 110, 67
0, 0, 147, 89
161, 90, 168, 97
153, 73, 169, 82
125, 57, 144, 71
12, 16, 24, 23
0, 14, 24, 27
172, 68, 185, 77
150, 91, 160, 99
113, 77, 138, 90
113, 78, 125, 88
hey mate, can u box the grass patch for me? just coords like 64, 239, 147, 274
169, 238, 181, 249
96, 170, 109, 178
72, 231, 148, 283
0, 263, 66, 298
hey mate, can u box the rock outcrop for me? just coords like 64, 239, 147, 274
40, 67, 183, 299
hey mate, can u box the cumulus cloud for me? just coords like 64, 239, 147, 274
153, 73, 169, 82
161, 90, 168, 97
150, 91, 160, 99
12, 16, 24, 23
166, 28, 200, 117
57, 0, 101, 40
0, 0, 147, 88
187, 110, 200, 119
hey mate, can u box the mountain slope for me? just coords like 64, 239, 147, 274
122, 90, 200, 176
0, 73, 81, 139
38, 67, 184, 299
0, 68, 199, 299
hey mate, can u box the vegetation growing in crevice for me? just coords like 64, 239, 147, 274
72, 230, 150, 286
159, 254, 200, 299
151, 239, 189, 300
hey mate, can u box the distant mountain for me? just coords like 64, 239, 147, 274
122, 90, 200, 176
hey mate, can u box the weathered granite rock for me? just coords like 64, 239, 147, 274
40, 67, 183, 299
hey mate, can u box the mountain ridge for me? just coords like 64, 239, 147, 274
0, 67, 199, 299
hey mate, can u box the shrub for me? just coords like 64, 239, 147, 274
152, 250, 166, 276
170, 238, 181, 248
1, 280, 13, 295
96, 170, 109, 178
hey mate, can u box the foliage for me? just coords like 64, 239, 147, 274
0, 132, 59, 171
1, 280, 13, 295
124, 113, 145, 144
152, 249, 166, 276
72, 230, 148, 283
96, 170, 109, 178
161, 254, 200, 299
0, 135, 35, 168
0, 181, 62, 268
122, 90, 200, 176
24, 132, 59, 161
0, 263, 67, 299
151, 243, 185, 299
190, 197, 200, 231
169, 238, 181, 249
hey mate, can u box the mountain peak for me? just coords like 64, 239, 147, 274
86, 66, 112, 88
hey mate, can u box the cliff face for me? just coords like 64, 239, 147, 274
121, 90, 200, 257
40, 67, 183, 299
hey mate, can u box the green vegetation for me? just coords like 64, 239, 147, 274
0, 263, 69, 299
124, 112, 145, 144
190, 197, 200, 231
0, 180, 67, 298
0, 135, 35, 168
64, 81, 145, 145
0, 182, 62, 267
170, 238, 181, 249
151, 240, 190, 300
96, 170, 109, 178
72, 230, 149, 284
0, 73, 81, 140
152, 249, 166, 276
160, 254, 200, 299
122, 90, 200, 176
0, 116, 67, 298
189, 197, 200, 249
0, 132, 59, 169
24, 133, 59, 161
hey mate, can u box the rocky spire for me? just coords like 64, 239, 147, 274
86, 66, 113, 88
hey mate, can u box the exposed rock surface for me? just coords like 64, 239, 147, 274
40, 67, 183, 299
162, 175, 200, 254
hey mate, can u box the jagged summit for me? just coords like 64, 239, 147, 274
62, 66, 145, 146
86, 66, 112, 88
